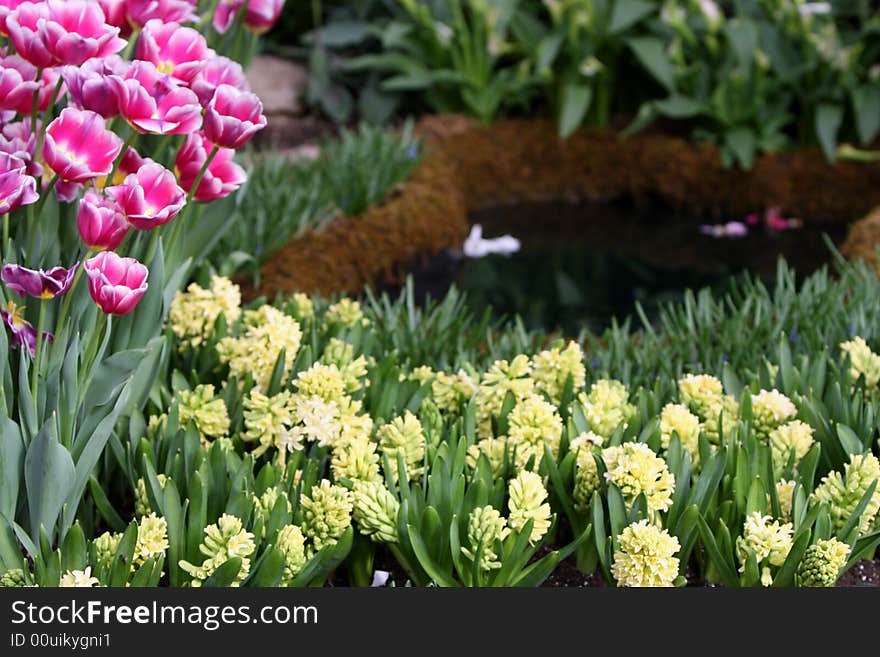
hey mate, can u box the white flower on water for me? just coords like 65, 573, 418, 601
463, 224, 521, 258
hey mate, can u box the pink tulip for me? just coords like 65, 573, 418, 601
136, 19, 210, 85
97, 0, 127, 34
0, 55, 65, 115
212, 0, 242, 34
175, 132, 246, 202
244, 0, 285, 34
5, 2, 52, 68
0, 0, 28, 36
107, 160, 185, 230
78, 189, 130, 251
113, 60, 202, 135
1, 299, 52, 355
55, 178, 84, 203
38, 0, 126, 66
42, 108, 123, 183
84, 250, 148, 316
190, 55, 248, 106
0, 152, 37, 214
204, 84, 267, 149
0, 121, 42, 177
62, 56, 129, 118
2, 262, 79, 299
125, 0, 198, 27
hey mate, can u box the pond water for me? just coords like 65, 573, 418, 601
405, 198, 847, 335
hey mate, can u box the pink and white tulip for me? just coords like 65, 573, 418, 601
5, 2, 52, 67
41, 108, 123, 183
204, 84, 267, 149
213, 0, 285, 35
84, 251, 149, 316
176, 132, 246, 202
0, 57, 65, 115
0, 151, 37, 214
190, 55, 248, 106
0, 0, 28, 36
114, 61, 203, 135
136, 19, 210, 85
107, 160, 186, 230
78, 190, 130, 251
125, 0, 198, 28
39, 0, 126, 66
0, 121, 41, 177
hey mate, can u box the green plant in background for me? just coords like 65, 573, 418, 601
521, 0, 660, 136
347, 0, 539, 122
211, 122, 421, 281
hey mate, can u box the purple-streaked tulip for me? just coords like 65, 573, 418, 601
136, 19, 210, 85
175, 132, 246, 202
125, 0, 198, 28
203, 84, 267, 150
0, 55, 65, 115
1, 299, 52, 355
39, 0, 126, 66
41, 108, 123, 183
5, 1, 52, 68
84, 250, 148, 315
113, 60, 203, 135
2, 262, 79, 299
78, 190, 130, 251
0, 151, 38, 215
190, 55, 248, 106
62, 56, 129, 118
107, 160, 186, 230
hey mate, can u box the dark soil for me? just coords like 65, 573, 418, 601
837, 560, 880, 587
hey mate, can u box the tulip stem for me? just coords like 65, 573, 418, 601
32, 174, 59, 218
54, 260, 84, 348
122, 29, 141, 61
2, 214, 8, 257
187, 145, 220, 204
107, 131, 140, 187
33, 77, 66, 191
31, 299, 47, 410
30, 69, 42, 144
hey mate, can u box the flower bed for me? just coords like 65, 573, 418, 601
256, 114, 880, 299
6, 255, 876, 588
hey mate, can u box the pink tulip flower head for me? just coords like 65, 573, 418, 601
62, 55, 129, 118
125, 0, 198, 27
84, 250, 148, 315
55, 178, 84, 203
107, 160, 186, 230
114, 60, 203, 135
97, 0, 127, 34
137, 19, 210, 85
175, 132, 245, 202
1, 299, 52, 355
244, 0, 285, 34
212, 0, 243, 34
0, 0, 28, 36
0, 55, 65, 115
0, 121, 41, 177
78, 189, 130, 251
42, 108, 123, 183
1, 262, 79, 299
190, 55, 248, 106
39, 0, 126, 66
204, 84, 267, 149
0, 152, 38, 214
5, 1, 52, 67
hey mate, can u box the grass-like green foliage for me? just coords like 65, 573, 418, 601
212, 122, 421, 279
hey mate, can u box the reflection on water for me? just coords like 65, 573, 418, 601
427, 199, 845, 335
